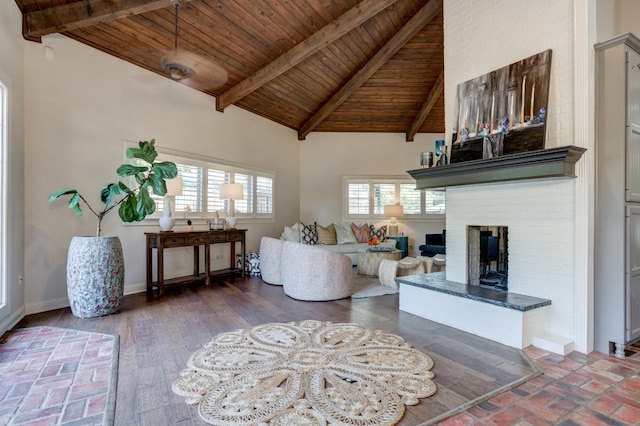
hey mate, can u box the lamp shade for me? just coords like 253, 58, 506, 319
219, 183, 244, 200
384, 204, 404, 218
165, 177, 183, 196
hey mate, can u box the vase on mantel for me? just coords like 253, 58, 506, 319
66, 236, 124, 318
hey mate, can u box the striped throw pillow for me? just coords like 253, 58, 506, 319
316, 224, 337, 245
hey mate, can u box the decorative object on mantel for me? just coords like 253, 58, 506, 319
172, 320, 436, 425
159, 176, 183, 232
48, 139, 178, 317
451, 49, 552, 164
407, 145, 586, 190
420, 151, 433, 168
219, 183, 244, 229
438, 145, 449, 166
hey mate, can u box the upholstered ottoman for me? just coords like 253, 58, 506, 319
378, 257, 426, 289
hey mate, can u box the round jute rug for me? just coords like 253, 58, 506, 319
172, 320, 437, 425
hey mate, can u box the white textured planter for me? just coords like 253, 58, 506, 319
67, 236, 125, 318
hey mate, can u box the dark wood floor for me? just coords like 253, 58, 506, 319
12, 273, 539, 425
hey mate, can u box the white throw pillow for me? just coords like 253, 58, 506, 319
282, 223, 301, 242
334, 223, 357, 244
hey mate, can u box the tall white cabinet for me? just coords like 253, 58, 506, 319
595, 33, 640, 356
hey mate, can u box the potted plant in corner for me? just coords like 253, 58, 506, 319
49, 139, 178, 318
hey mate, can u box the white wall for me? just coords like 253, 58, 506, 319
443, 1, 581, 346
299, 132, 446, 256
597, 0, 621, 40
24, 35, 300, 314
0, 2, 26, 334
619, 0, 640, 37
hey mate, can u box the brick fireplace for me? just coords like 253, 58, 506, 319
401, 147, 586, 353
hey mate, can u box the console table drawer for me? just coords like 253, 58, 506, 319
188, 234, 208, 245
210, 233, 229, 243
163, 236, 188, 247
228, 232, 244, 242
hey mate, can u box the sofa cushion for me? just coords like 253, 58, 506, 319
301, 222, 319, 245
317, 223, 337, 245
351, 223, 370, 243
281, 222, 301, 242
334, 223, 357, 244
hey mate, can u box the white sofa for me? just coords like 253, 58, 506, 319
260, 237, 352, 301
279, 222, 396, 265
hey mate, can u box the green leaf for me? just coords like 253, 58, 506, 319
152, 162, 178, 179
117, 164, 148, 178
148, 173, 167, 196
48, 189, 77, 202
100, 184, 116, 205
118, 196, 138, 222
126, 139, 157, 164
118, 182, 134, 196
68, 193, 83, 216
136, 189, 156, 218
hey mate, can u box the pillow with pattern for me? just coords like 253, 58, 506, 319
301, 222, 319, 245
350, 223, 370, 243
369, 224, 387, 241
316, 223, 337, 245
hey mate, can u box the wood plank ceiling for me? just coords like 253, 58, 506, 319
14, 0, 444, 141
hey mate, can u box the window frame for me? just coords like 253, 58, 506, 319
0, 70, 9, 313
123, 141, 275, 225
343, 175, 445, 221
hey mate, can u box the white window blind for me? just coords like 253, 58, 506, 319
126, 142, 274, 221
344, 177, 445, 218
256, 176, 273, 214
373, 183, 395, 214
348, 183, 369, 214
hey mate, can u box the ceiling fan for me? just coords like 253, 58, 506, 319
160, 0, 227, 90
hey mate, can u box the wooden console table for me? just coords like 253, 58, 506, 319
145, 229, 246, 296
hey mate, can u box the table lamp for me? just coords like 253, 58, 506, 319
384, 204, 403, 236
219, 183, 244, 229
159, 177, 183, 232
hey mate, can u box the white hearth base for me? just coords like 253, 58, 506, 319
399, 283, 551, 350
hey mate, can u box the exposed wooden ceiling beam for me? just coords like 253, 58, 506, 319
406, 69, 444, 142
215, 0, 400, 112
23, 0, 190, 40
298, 0, 442, 141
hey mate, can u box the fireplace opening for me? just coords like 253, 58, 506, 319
468, 226, 508, 291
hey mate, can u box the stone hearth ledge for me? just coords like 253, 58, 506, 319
396, 272, 551, 311
397, 272, 554, 350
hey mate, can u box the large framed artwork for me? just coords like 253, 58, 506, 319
450, 50, 552, 163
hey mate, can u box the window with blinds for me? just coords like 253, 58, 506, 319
127, 142, 274, 221
344, 177, 445, 218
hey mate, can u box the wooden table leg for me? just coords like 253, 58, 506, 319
205, 242, 211, 285
193, 245, 199, 278
157, 242, 164, 296
146, 245, 153, 296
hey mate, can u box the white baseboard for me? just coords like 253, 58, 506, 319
124, 282, 146, 295
0, 306, 26, 335
25, 297, 69, 316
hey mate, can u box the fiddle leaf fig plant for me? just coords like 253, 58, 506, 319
48, 139, 178, 237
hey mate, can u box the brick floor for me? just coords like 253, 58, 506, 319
0, 327, 117, 426
441, 348, 640, 426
